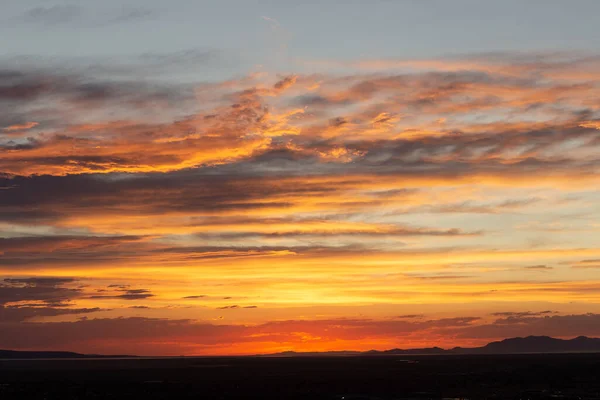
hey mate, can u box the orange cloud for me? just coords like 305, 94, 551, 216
2, 54, 600, 355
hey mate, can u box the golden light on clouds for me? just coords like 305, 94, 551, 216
1, 52, 600, 355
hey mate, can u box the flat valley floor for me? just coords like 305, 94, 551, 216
2, 353, 600, 399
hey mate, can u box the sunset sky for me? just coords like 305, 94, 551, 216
1, 0, 600, 356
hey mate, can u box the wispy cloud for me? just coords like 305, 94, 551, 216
2, 313, 600, 355
2, 52, 600, 354
15, 5, 158, 27
20, 5, 82, 25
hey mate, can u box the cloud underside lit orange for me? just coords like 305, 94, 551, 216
1, 52, 600, 355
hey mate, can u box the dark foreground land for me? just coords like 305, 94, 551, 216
1, 354, 600, 400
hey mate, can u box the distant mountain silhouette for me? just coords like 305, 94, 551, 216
470, 335, 600, 354
4, 336, 600, 359
267, 336, 600, 357
264, 350, 363, 357
0, 349, 134, 359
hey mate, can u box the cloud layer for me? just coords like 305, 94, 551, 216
2, 51, 600, 354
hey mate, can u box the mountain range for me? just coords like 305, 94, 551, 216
267, 336, 600, 357
3, 336, 600, 359
0, 349, 133, 359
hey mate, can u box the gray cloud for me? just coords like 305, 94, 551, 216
216, 305, 258, 310
491, 311, 555, 318
89, 288, 154, 301
16, 5, 158, 27
0, 305, 103, 322
20, 5, 82, 25
0, 315, 480, 353
452, 313, 600, 340
2, 313, 600, 354
572, 259, 600, 269
109, 7, 157, 24
0, 277, 81, 306
524, 265, 554, 270
195, 226, 480, 240
3, 277, 75, 286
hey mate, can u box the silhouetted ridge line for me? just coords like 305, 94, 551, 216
264, 336, 600, 357
0, 350, 135, 359
4, 336, 600, 358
